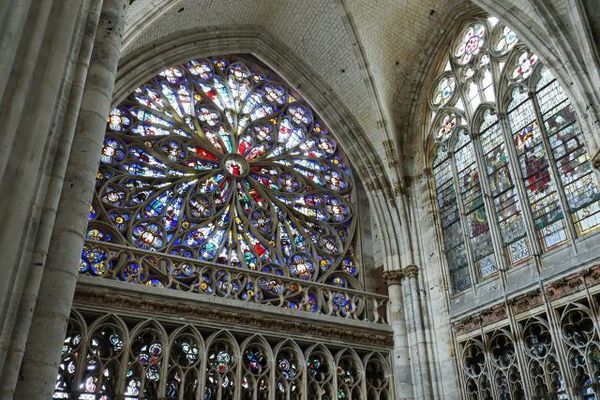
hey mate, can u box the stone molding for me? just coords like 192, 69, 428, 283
480, 303, 507, 326
508, 289, 543, 315
73, 283, 394, 348
452, 263, 600, 335
452, 314, 481, 335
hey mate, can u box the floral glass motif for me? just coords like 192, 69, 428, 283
275, 345, 302, 400
432, 75, 456, 107
455, 23, 486, 65
166, 330, 203, 400
306, 347, 334, 399
436, 113, 457, 142
206, 341, 236, 400
85, 55, 360, 291
429, 16, 600, 293
241, 344, 270, 400
511, 50, 538, 81
125, 326, 164, 400
493, 25, 518, 54
212, 350, 233, 374
336, 352, 361, 400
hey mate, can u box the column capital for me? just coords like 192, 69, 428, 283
403, 264, 419, 278
382, 270, 404, 286
592, 149, 600, 170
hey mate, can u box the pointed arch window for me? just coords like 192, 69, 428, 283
429, 17, 600, 293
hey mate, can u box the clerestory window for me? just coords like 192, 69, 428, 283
429, 17, 600, 293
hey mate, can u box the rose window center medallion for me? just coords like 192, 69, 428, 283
85, 55, 362, 293
222, 153, 249, 178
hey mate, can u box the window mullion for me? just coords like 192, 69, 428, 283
448, 152, 478, 288
480, 331, 502, 400
529, 92, 579, 248
471, 133, 507, 275
497, 113, 544, 258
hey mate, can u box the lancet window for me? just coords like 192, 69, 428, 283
429, 17, 600, 293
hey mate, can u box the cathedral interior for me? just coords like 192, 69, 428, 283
1, 0, 600, 399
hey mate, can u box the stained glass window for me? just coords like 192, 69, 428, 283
83, 55, 362, 293
429, 17, 600, 293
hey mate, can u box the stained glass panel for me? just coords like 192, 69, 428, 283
511, 50, 538, 82
432, 16, 600, 292
509, 101, 567, 250
538, 77, 600, 235
492, 25, 518, 55
432, 74, 456, 108
455, 23, 486, 65
455, 135, 497, 278
480, 115, 530, 264
433, 147, 471, 291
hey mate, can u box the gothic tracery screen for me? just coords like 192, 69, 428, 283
80, 55, 373, 313
429, 17, 600, 293
53, 310, 393, 400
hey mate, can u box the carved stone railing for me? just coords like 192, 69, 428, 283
80, 240, 389, 324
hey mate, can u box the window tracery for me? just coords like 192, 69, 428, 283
83, 55, 362, 297
53, 310, 393, 400
429, 17, 600, 293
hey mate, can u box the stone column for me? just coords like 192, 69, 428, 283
383, 270, 414, 400
0, 0, 90, 379
0, 0, 103, 396
404, 265, 433, 400
14, 0, 128, 398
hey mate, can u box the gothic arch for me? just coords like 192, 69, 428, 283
113, 26, 409, 272
473, 0, 600, 164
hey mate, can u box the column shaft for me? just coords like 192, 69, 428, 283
384, 271, 414, 400
15, 0, 128, 398
0, 0, 89, 379
405, 267, 433, 399
0, 0, 103, 396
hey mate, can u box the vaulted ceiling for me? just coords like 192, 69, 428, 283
121, 0, 565, 180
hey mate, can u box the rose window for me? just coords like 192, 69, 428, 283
455, 23, 486, 65
86, 56, 360, 289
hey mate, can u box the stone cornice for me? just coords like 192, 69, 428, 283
383, 265, 420, 285
451, 263, 600, 336
74, 282, 394, 348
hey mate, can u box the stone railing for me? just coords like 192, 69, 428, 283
80, 240, 389, 324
